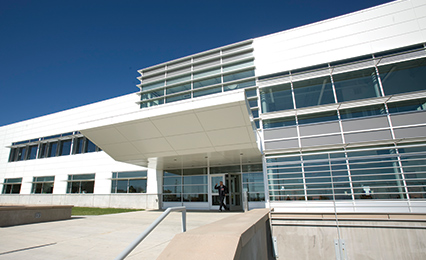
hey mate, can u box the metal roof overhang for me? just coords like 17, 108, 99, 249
79, 90, 262, 169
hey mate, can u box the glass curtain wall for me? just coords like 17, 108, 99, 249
260, 56, 426, 115
267, 142, 426, 201
163, 168, 208, 202
139, 42, 256, 108
163, 164, 265, 203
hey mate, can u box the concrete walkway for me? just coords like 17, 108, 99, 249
0, 210, 240, 260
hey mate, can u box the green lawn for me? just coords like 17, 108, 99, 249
71, 207, 144, 216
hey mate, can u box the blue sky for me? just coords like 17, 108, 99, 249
0, 0, 392, 126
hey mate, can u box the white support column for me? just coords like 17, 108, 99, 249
146, 158, 163, 209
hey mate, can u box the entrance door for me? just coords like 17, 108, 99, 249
228, 174, 243, 211
210, 174, 225, 210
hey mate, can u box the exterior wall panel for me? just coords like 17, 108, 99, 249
265, 139, 299, 150
264, 127, 298, 140
299, 122, 340, 136
300, 135, 343, 147
390, 112, 426, 126
394, 126, 426, 139
341, 117, 389, 132
253, 0, 426, 77
344, 129, 392, 143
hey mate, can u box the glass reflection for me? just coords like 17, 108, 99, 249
333, 68, 381, 102
293, 76, 335, 108
379, 58, 426, 95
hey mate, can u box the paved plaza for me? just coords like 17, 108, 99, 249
0, 210, 239, 260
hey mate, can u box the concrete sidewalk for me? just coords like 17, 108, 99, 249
0, 210, 240, 260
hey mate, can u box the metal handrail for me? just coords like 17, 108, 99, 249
114, 206, 187, 260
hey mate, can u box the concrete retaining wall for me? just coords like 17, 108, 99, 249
0, 194, 159, 209
272, 212, 426, 260
0, 205, 73, 227
157, 209, 275, 260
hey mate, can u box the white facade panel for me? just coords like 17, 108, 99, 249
253, 0, 426, 77
0, 93, 149, 199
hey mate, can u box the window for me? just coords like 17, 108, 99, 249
387, 98, 426, 114
32, 176, 54, 194
141, 89, 164, 100
47, 142, 58, 158
182, 168, 208, 202
223, 70, 255, 83
293, 76, 335, 108
8, 133, 102, 163
243, 172, 265, 201
111, 171, 147, 193
67, 174, 95, 194
163, 168, 208, 202
193, 86, 221, 98
193, 76, 221, 89
2, 178, 22, 194
73, 137, 100, 154
339, 104, 387, 119
379, 58, 426, 96
166, 83, 191, 95
260, 83, 294, 113
263, 116, 296, 129
59, 139, 72, 156
163, 170, 182, 202
333, 68, 381, 102
298, 111, 338, 125
17, 146, 27, 161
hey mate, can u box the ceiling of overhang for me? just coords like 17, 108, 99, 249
80, 91, 261, 168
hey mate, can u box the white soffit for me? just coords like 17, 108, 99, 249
79, 90, 260, 167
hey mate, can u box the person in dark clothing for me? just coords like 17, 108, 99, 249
214, 181, 229, 211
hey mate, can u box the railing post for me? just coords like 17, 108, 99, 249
243, 188, 249, 212
182, 209, 186, 232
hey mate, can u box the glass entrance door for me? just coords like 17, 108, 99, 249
228, 174, 242, 211
210, 174, 225, 210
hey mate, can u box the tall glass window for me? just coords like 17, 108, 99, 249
17, 147, 27, 161
32, 176, 54, 194
111, 171, 147, 193
163, 170, 182, 202
293, 76, 335, 108
242, 172, 265, 201
47, 142, 58, 158
399, 145, 426, 199
333, 68, 381, 102
27, 145, 38, 160
379, 58, 426, 96
59, 140, 72, 156
182, 168, 208, 202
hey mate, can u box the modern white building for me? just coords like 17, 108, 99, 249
1, 0, 426, 213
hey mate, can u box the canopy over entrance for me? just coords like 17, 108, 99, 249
79, 90, 261, 168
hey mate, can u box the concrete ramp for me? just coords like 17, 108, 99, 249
157, 209, 274, 260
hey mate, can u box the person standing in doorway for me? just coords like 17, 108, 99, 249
215, 181, 229, 211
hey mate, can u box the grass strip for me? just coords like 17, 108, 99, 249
72, 207, 144, 216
